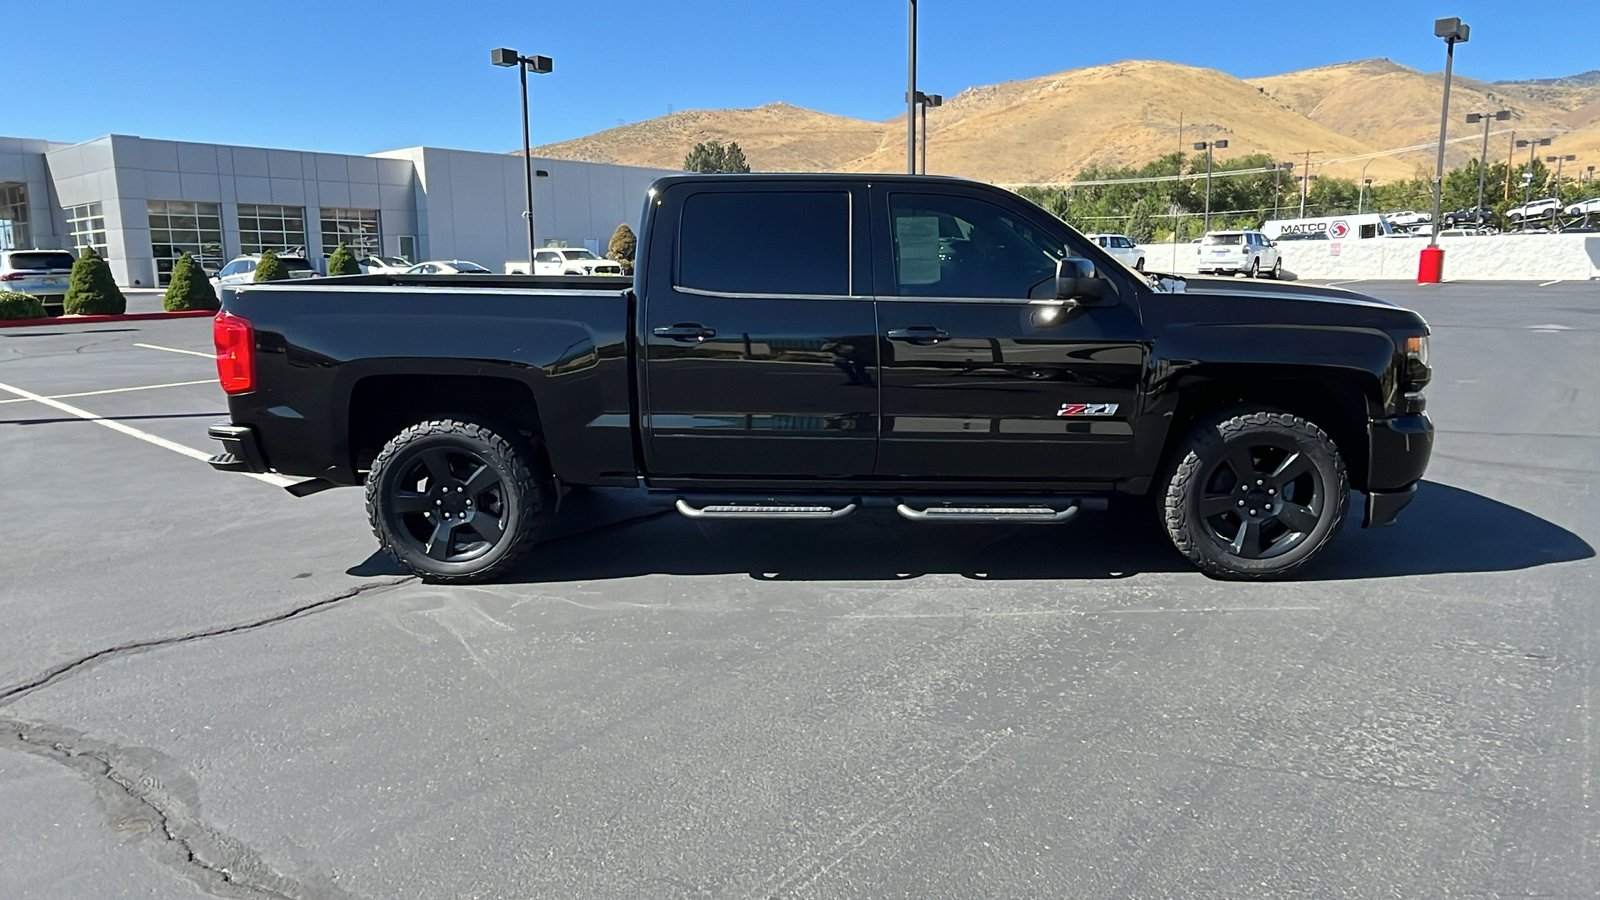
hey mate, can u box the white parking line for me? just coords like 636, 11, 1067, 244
1539, 279, 1564, 287
0, 379, 294, 488
1325, 279, 1366, 287
134, 342, 214, 359
0, 379, 215, 405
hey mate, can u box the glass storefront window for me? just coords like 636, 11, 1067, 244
2, 185, 33, 251
319, 208, 380, 258
148, 200, 224, 285
65, 202, 105, 259
238, 204, 306, 256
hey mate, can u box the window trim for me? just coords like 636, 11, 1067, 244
672, 188, 855, 299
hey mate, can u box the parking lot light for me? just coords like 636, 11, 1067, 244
1466, 110, 1512, 217
1193, 140, 1228, 233
1546, 154, 1577, 205
492, 48, 554, 270
1421, 16, 1469, 284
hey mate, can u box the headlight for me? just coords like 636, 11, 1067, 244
1399, 334, 1430, 415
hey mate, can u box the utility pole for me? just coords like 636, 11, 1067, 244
907, 0, 918, 175
1293, 149, 1321, 218
1504, 129, 1517, 201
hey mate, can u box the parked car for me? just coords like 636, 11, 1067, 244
404, 260, 493, 275
358, 256, 413, 275
0, 249, 76, 316
1085, 234, 1145, 271
1441, 206, 1494, 229
1386, 210, 1431, 231
533, 248, 626, 276
1196, 230, 1282, 278
209, 172, 1433, 584
1564, 197, 1600, 218
1506, 198, 1562, 226
212, 254, 320, 288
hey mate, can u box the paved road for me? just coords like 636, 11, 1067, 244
1, 281, 1596, 898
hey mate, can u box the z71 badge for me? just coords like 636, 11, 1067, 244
1057, 403, 1120, 417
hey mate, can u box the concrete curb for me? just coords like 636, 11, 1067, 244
0, 310, 216, 329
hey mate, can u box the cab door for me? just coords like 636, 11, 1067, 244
640, 183, 879, 479
870, 185, 1147, 482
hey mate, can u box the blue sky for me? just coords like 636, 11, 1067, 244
11, 0, 1597, 156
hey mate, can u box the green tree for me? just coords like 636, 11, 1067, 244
253, 249, 286, 282
162, 252, 219, 312
0, 291, 47, 320
683, 140, 752, 173
62, 246, 126, 315
606, 223, 637, 275
326, 243, 361, 277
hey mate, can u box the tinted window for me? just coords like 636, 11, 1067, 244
453, 262, 491, 273
678, 191, 849, 296
279, 258, 315, 272
536, 251, 560, 263
888, 192, 1064, 299
9, 251, 75, 270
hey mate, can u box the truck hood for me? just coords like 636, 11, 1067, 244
1163, 275, 1400, 309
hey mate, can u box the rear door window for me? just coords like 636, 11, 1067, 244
9, 251, 75, 270
677, 191, 850, 296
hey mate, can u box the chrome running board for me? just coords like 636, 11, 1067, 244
895, 503, 1080, 524
675, 499, 858, 520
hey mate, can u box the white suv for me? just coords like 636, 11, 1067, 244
1506, 197, 1562, 226
211, 254, 320, 288
1197, 230, 1282, 278
1087, 234, 1146, 271
0, 249, 77, 316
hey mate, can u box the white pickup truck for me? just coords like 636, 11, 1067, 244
505, 248, 625, 277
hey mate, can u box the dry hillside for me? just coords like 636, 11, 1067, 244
530, 58, 1600, 190
528, 102, 881, 172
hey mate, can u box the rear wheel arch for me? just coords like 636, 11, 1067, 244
347, 372, 548, 478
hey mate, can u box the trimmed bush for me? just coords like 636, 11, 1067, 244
0, 291, 47, 320
62, 247, 126, 316
163, 253, 220, 312
254, 249, 286, 282
607, 223, 637, 275
327, 243, 361, 276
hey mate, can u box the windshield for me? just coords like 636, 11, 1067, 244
452, 262, 491, 273
1202, 234, 1244, 246
8, 251, 76, 270
279, 258, 315, 271
561, 249, 600, 260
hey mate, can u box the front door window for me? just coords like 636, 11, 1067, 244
888, 193, 1063, 299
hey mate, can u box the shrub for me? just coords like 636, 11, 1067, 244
0, 291, 47, 320
327, 243, 361, 277
62, 247, 126, 316
607, 223, 637, 275
163, 253, 219, 312
254, 249, 286, 282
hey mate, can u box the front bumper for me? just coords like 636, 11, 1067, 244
1362, 413, 1433, 528
207, 423, 269, 473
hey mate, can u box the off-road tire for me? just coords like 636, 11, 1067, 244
366, 418, 546, 583
1160, 408, 1349, 579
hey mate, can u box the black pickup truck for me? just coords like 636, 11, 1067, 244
208, 174, 1432, 582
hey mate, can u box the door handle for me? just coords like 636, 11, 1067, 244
886, 326, 950, 345
653, 323, 717, 342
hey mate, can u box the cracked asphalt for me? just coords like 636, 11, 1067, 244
1, 281, 1596, 898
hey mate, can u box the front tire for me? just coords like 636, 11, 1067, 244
1268, 258, 1282, 279
1160, 408, 1348, 579
366, 418, 546, 583
1135, 257, 1145, 272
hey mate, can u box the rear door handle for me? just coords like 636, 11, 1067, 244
653, 323, 717, 342
886, 326, 950, 345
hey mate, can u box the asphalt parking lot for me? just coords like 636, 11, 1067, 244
1, 280, 1597, 898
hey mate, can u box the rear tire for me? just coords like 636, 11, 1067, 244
1247, 258, 1260, 278
1160, 408, 1348, 579
366, 418, 546, 583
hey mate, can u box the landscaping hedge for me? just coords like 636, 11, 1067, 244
0, 291, 47, 320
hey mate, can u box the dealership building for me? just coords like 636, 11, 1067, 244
0, 134, 679, 286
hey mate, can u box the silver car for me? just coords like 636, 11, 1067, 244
0, 249, 77, 316
211, 254, 320, 288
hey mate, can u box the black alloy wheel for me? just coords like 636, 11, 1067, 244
1161, 408, 1348, 579
366, 419, 545, 583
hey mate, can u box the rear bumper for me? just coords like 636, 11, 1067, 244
207, 423, 269, 473
1362, 413, 1433, 528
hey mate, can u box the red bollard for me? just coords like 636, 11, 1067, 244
1417, 245, 1445, 284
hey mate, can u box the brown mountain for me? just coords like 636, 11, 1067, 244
531, 59, 1600, 188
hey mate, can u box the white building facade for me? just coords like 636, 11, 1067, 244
0, 134, 679, 286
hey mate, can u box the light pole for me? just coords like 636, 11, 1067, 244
1193, 139, 1227, 233
1427, 17, 1468, 249
492, 47, 554, 271
921, 92, 942, 175
1272, 161, 1292, 218
907, 0, 918, 175
1359, 178, 1373, 214
1516, 136, 1552, 184
1465, 110, 1511, 217
1547, 154, 1576, 225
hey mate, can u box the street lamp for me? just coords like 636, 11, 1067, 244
1547, 153, 1576, 204
492, 47, 554, 271
907, 0, 918, 175
1427, 17, 1469, 250
1359, 178, 1373, 215
907, 91, 942, 174
1193, 139, 1228, 233
1465, 110, 1511, 216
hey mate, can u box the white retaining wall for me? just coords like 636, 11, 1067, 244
1138, 235, 1600, 281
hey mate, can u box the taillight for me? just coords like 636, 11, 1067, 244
214, 311, 255, 394
0, 272, 23, 280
